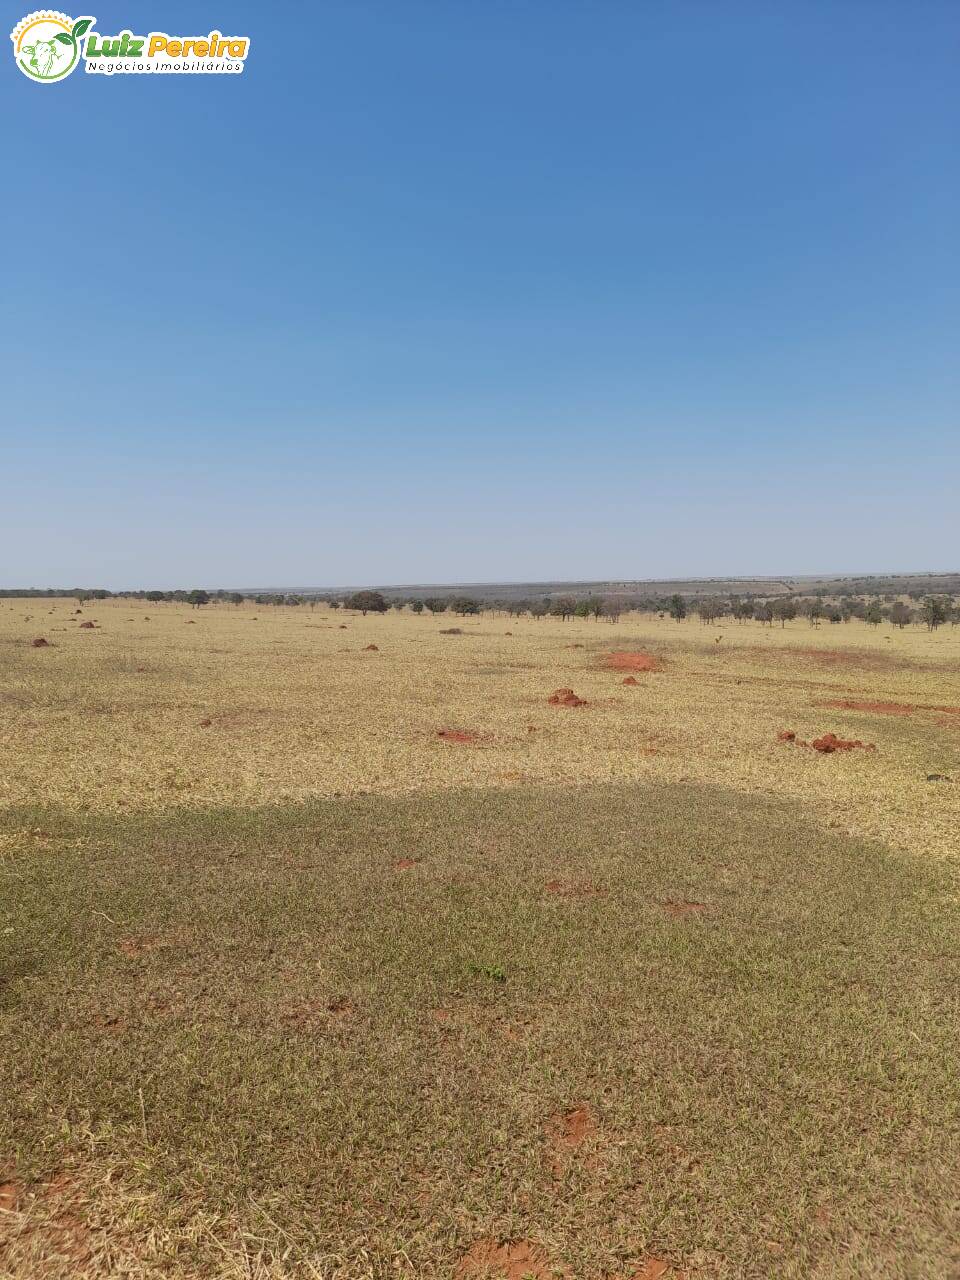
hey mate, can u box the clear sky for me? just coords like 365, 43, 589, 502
3, 1, 958, 589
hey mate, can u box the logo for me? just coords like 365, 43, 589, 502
11, 11, 91, 82
10, 12, 250, 81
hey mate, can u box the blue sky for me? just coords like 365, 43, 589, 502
3, 1, 958, 588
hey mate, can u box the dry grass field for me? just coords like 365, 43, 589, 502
2, 599, 959, 1278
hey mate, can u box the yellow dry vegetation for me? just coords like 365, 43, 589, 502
1, 597, 958, 853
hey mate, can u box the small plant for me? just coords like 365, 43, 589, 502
468, 961, 507, 984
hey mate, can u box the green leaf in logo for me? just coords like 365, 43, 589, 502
72, 17, 92, 38
55, 32, 73, 44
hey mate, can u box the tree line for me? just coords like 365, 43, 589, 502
2, 587, 956, 630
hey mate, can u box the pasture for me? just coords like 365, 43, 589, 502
2, 600, 959, 1278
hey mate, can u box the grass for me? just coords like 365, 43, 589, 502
3, 781, 960, 1278
1, 600, 958, 855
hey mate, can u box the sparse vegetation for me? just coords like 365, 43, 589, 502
1, 594, 959, 1278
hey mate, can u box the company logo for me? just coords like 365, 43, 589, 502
10, 11, 250, 81
11, 11, 91, 81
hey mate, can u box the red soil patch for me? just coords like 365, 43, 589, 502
7, 1172, 92, 1267
622, 676, 639, 685
777, 729, 798, 742
199, 718, 212, 728
820, 698, 960, 717
603, 651, 665, 673
818, 699, 913, 715
790, 647, 908, 672
548, 687, 587, 707
662, 900, 707, 917
78, 621, 96, 629
456, 1239, 561, 1280
31, 637, 50, 647
363, 643, 379, 651
628, 1264, 672, 1280
393, 858, 418, 871
548, 1103, 595, 1148
545, 879, 605, 898
0, 1180, 21, 1212
811, 733, 875, 754
438, 728, 479, 744
118, 935, 161, 958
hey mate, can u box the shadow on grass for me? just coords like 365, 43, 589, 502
2, 781, 959, 1278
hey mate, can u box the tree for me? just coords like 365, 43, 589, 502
551, 596, 576, 621
145, 590, 165, 604
773, 599, 797, 628
187, 589, 209, 609
889, 601, 911, 628
449, 596, 480, 615
865, 602, 883, 626
347, 590, 387, 615
731, 599, 754, 623
668, 594, 687, 622
410, 599, 424, 614
424, 597, 447, 614
573, 600, 591, 619
755, 602, 773, 625
920, 596, 948, 630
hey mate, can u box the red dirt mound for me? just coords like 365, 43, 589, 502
548, 687, 587, 707
437, 728, 478, 744
78, 621, 96, 629
777, 729, 797, 742
199, 719, 212, 728
811, 733, 875, 754
363, 643, 379, 651
622, 675, 639, 685
603, 651, 665, 673
31, 637, 50, 647
393, 858, 418, 871
662, 900, 707, 916
818, 699, 913, 715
